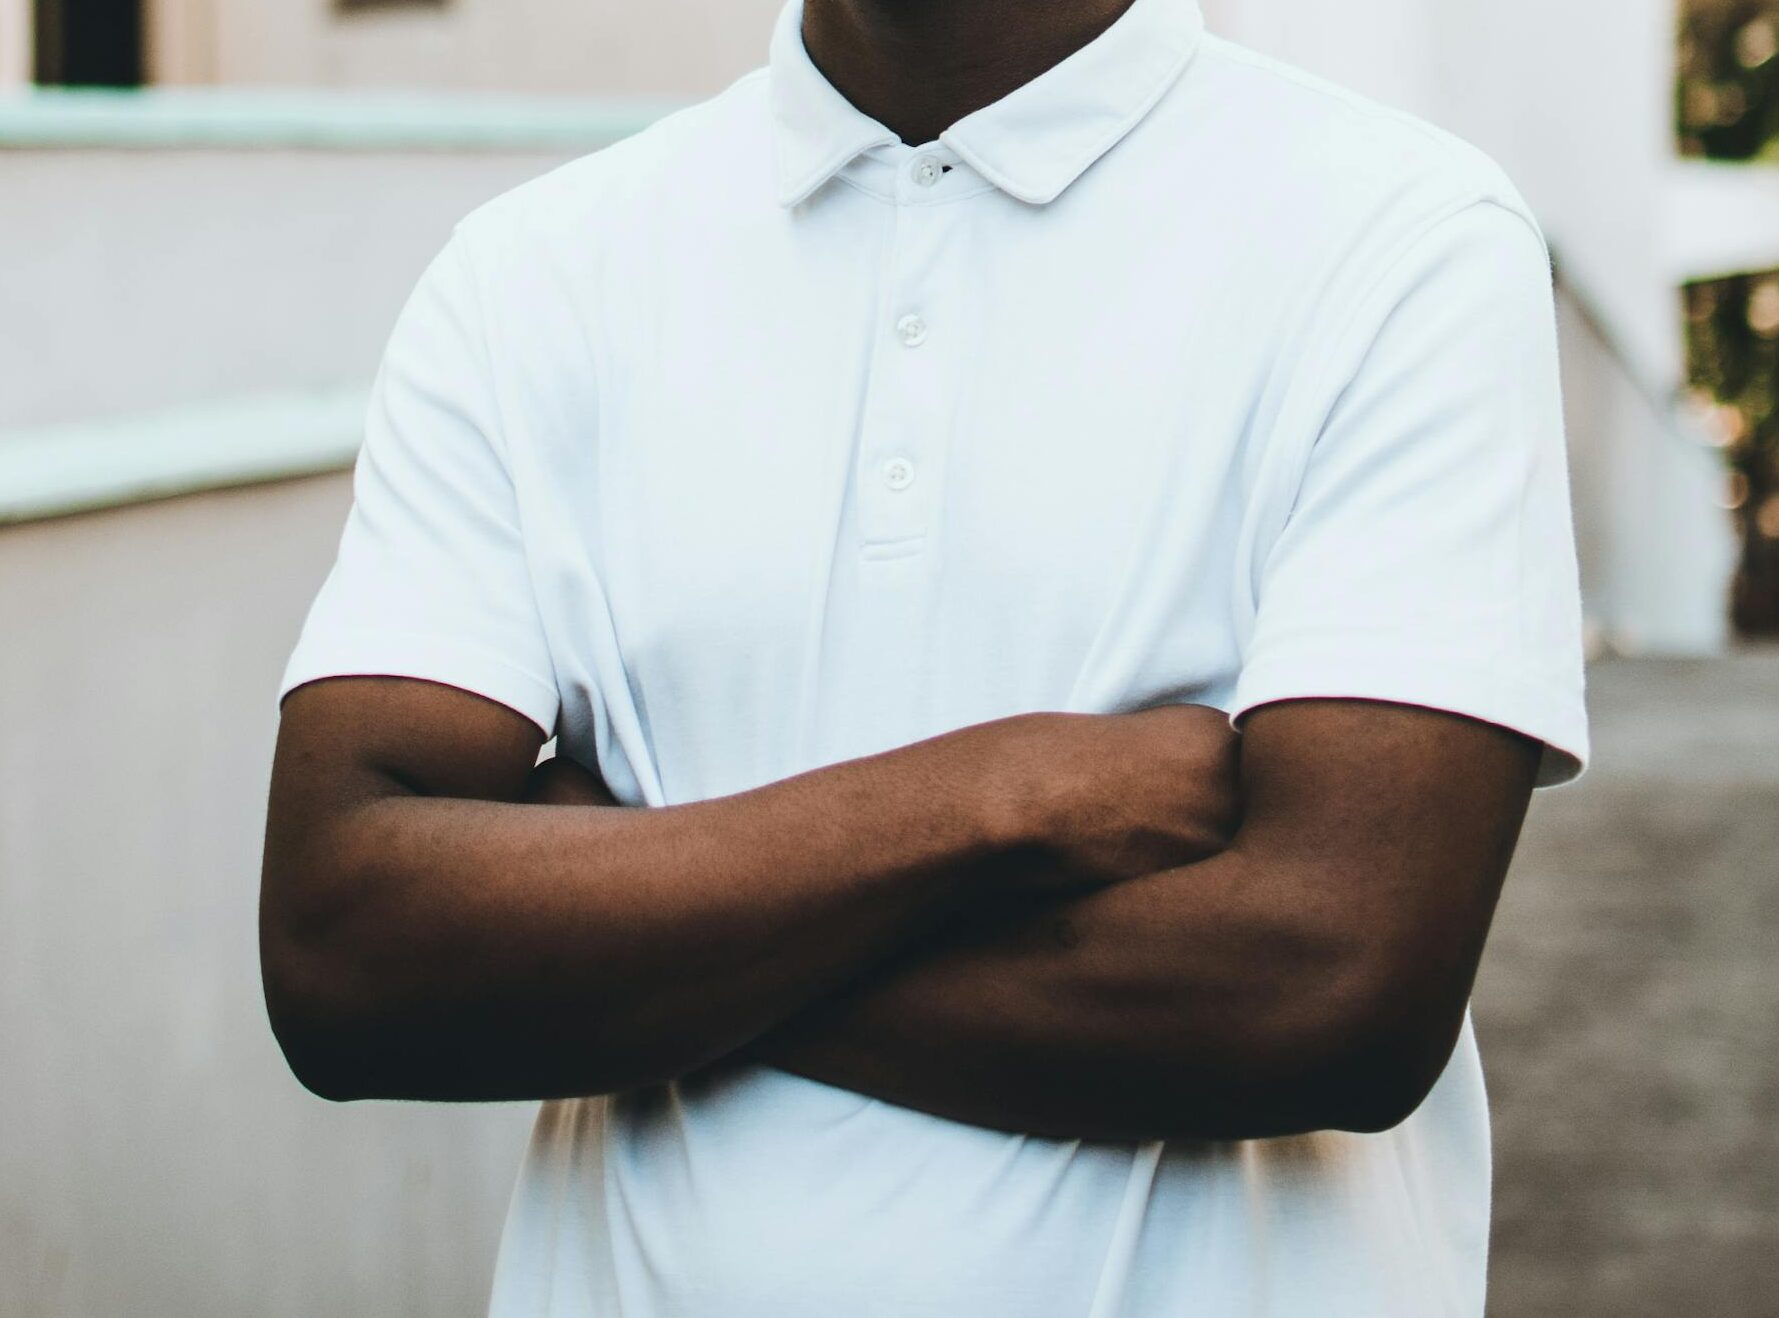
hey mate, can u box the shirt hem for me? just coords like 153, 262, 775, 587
277, 627, 561, 737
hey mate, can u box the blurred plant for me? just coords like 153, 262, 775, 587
1685, 273, 1779, 633
1679, 1, 1779, 632
1679, 0, 1779, 159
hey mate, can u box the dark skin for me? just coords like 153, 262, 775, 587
800, 0, 1143, 146
529, 702, 1539, 1140
262, 680, 1244, 1106
258, 0, 1545, 1140
262, 676, 1536, 1139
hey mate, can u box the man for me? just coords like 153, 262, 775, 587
260, 0, 1590, 1312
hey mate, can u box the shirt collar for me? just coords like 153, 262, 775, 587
768, 0, 1206, 209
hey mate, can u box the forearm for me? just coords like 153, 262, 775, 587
743, 698, 1543, 1144
264, 718, 1029, 1104
744, 847, 1448, 1142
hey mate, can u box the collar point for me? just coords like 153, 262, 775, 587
775, 172, 821, 209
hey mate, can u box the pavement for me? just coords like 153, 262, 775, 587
1476, 645, 1779, 1316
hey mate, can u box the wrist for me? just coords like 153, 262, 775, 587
952, 711, 1067, 857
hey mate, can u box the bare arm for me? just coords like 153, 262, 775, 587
731, 698, 1541, 1141
698, 200, 1575, 1142
259, 676, 1237, 1103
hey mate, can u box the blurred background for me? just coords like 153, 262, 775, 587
1, 0, 1775, 1314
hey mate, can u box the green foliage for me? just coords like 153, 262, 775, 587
1679, 0, 1779, 159
1685, 275, 1779, 630
1680, 2, 1779, 632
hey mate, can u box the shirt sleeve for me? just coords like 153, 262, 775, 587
277, 230, 561, 735
1229, 199, 1590, 788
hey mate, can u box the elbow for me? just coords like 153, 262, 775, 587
1133, 1001, 1459, 1143
261, 940, 375, 1104
275, 1036, 366, 1106
266, 1010, 372, 1106
1308, 1038, 1450, 1136
1288, 962, 1467, 1136
259, 880, 385, 1103
1211, 953, 1466, 1140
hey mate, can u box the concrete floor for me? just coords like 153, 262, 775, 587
1475, 645, 1779, 1317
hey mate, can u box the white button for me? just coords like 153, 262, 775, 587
896, 313, 928, 347
911, 155, 943, 187
882, 457, 915, 491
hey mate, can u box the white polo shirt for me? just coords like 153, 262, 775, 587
279, 0, 1591, 1312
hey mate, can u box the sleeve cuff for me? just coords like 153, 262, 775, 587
277, 626, 561, 737
1228, 644, 1589, 789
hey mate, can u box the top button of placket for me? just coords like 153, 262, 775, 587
910, 155, 944, 188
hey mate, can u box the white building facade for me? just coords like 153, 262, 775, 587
1202, 0, 1738, 655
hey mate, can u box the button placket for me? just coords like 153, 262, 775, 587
854, 185, 957, 553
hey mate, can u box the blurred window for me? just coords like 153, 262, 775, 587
334, 0, 449, 10
32, 0, 142, 86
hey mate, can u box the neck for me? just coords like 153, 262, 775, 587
800, 0, 1139, 146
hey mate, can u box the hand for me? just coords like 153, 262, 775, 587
523, 706, 1243, 900
980, 704, 1242, 892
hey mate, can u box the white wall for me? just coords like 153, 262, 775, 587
149, 0, 782, 95
0, 0, 28, 87
1, 146, 574, 431
1669, 157, 1779, 282
0, 474, 536, 1318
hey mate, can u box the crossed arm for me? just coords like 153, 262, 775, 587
260, 676, 1539, 1141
